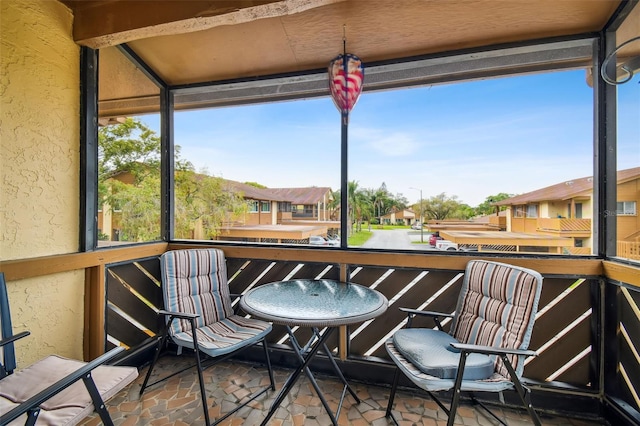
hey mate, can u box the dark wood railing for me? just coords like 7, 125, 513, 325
1, 243, 638, 423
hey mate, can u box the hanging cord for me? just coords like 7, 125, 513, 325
600, 36, 640, 85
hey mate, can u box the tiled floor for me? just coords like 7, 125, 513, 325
80, 355, 604, 426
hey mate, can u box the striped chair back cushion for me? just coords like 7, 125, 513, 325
161, 249, 235, 336
450, 260, 542, 379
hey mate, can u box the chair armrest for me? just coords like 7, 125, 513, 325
399, 308, 454, 318
0, 330, 30, 347
399, 308, 454, 329
451, 342, 538, 358
158, 309, 199, 320
0, 346, 126, 425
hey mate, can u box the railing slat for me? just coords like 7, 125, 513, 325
526, 315, 591, 384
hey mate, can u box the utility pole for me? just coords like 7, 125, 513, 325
410, 187, 424, 243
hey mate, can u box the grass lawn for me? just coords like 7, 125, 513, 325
348, 230, 373, 246
370, 224, 411, 230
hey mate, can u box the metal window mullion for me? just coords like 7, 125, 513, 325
592, 32, 618, 259
80, 47, 99, 252
161, 88, 174, 242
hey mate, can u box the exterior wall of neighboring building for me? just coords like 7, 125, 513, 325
244, 203, 275, 226
291, 203, 326, 220
618, 178, 640, 241
510, 216, 539, 233
1, 0, 85, 365
382, 210, 415, 225
271, 201, 278, 225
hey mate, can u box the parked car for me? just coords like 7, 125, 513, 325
436, 240, 458, 251
436, 240, 478, 252
309, 235, 340, 247
429, 232, 443, 246
411, 222, 422, 230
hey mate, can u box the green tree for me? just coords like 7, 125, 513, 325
347, 181, 360, 234
174, 171, 247, 239
244, 181, 267, 189
371, 183, 392, 224
99, 118, 246, 242
422, 192, 463, 220
99, 118, 162, 241
475, 193, 513, 216
327, 189, 341, 221
452, 203, 475, 220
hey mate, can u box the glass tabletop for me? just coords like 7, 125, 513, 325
240, 279, 388, 327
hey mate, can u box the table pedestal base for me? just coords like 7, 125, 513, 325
260, 326, 360, 426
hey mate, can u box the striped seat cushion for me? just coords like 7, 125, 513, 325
449, 260, 542, 379
171, 315, 272, 357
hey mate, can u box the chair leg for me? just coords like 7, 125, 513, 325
189, 318, 211, 426
447, 350, 469, 426
139, 327, 170, 396
25, 408, 40, 426
385, 367, 401, 425
501, 354, 542, 426
262, 337, 276, 390
210, 337, 275, 425
82, 372, 114, 426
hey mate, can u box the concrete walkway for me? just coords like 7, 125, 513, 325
360, 229, 434, 251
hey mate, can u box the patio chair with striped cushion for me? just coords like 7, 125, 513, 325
139, 248, 275, 426
385, 259, 543, 426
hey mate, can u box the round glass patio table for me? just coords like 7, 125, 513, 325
240, 279, 388, 327
240, 279, 388, 426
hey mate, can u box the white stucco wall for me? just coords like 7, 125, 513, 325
1, 0, 85, 365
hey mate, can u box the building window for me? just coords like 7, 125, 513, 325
526, 205, 538, 218
617, 201, 637, 216
261, 201, 271, 212
278, 202, 291, 212
249, 201, 259, 212
514, 206, 525, 218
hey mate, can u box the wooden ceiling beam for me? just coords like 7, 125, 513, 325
61, 0, 346, 49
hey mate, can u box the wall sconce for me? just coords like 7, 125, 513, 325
601, 36, 640, 85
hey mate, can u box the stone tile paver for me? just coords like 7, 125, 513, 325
78, 355, 604, 426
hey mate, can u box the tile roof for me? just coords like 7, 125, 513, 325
222, 180, 333, 204
223, 180, 290, 202
266, 187, 333, 205
495, 167, 640, 206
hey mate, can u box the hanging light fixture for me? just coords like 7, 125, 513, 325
328, 26, 364, 123
328, 53, 364, 120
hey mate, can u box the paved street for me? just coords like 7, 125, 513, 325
360, 229, 436, 251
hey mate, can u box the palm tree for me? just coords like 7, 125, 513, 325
326, 189, 341, 221
372, 183, 392, 224
347, 181, 359, 235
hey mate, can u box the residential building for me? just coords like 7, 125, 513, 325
494, 167, 640, 256
266, 187, 334, 222
381, 209, 416, 226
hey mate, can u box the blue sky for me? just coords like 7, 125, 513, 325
165, 69, 638, 207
